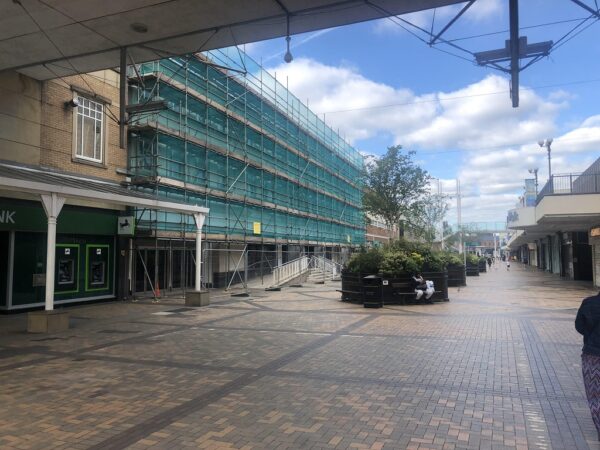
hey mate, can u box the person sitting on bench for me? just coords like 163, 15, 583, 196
412, 273, 435, 302
424, 279, 435, 301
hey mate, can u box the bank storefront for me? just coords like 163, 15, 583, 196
0, 198, 117, 310
0, 161, 208, 320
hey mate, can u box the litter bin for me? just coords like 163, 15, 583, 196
362, 275, 383, 308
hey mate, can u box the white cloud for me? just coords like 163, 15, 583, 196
373, 0, 502, 35
553, 115, 600, 154
268, 57, 437, 144
268, 58, 563, 151
403, 76, 566, 150
267, 57, 599, 223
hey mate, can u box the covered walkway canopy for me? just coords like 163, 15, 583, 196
1, 0, 462, 80
0, 161, 209, 311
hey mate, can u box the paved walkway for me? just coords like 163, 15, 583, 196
0, 263, 598, 449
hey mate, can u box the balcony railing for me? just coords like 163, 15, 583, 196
536, 172, 600, 205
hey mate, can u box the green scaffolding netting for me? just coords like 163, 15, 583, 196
128, 50, 365, 245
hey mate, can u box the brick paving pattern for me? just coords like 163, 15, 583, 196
0, 263, 598, 449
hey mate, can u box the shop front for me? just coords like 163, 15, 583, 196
0, 198, 117, 310
0, 162, 208, 329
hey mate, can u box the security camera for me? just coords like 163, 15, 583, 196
65, 97, 80, 108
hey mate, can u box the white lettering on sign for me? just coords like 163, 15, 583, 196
0, 210, 15, 224
96, 248, 101, 255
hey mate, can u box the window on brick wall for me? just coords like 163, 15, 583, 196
74, 95, 104, 163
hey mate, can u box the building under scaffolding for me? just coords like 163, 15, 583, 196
127, 48, 364, 293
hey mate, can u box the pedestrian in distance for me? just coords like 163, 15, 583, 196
576, 291, 600, 440
506, 259, 510, 271
487, 257, 492, 269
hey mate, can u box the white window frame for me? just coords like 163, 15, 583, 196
73, 94, 104, 164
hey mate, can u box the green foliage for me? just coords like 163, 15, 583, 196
362, 146, 430, 233
439, 252, 463, 267
346, 239, 454, 275
380, 252, 421, 276
387, 238, 431, 257
346, 248, 383, 274
422, 252, 445, 272
466, 254, 480, 266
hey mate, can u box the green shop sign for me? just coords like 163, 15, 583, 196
0, 198, 117, 235
0, 210, 15, 224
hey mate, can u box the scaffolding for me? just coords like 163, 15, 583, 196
128, 47, 364, 244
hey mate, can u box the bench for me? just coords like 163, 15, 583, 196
393, 290, 444, 305
336, 289, 361, 295
337, 288, 444, 305
336, 289, 362, 302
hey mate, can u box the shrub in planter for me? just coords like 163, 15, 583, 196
380, 251, 421, 276
478, 256, 488, 272
342, 241, 451, 303
423, 252, 445, 272
346, 247, 383, 274
465, 254, 480, 276
440, 252, 463, 267
466, 254, 479, 266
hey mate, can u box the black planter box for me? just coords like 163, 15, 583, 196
466, 264, 479, 276
340, 270, 449, 305
447, 264, 466, 287
478, 261, 487, 273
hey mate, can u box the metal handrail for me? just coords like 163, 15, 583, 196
310, 255, 342, 279
536, 172, 600, 205
271, 256, 311, 287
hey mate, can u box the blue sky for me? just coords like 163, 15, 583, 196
242, 0, 600, 224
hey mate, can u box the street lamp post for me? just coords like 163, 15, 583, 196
528, 168, 539, 195
537, 139, 553, 179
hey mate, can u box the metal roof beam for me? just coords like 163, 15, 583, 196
429, 0, 476, 45
570, 0, 600, 18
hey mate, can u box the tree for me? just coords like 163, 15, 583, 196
409, 192, 449, 244
362, 145, 430, 238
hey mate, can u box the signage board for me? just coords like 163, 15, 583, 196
253, 222, 261, 235
117, 216, 135, 236
591, 227, 600, 237
0, 199, 117, 234
525, 178, 536, 193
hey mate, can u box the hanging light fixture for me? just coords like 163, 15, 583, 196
284, 15, 293, 63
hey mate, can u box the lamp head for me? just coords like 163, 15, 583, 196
284, 36, 293, 63
537, 140, 544, 147
546, 138, 553, 145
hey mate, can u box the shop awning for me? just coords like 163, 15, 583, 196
0, 161, 208, 215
